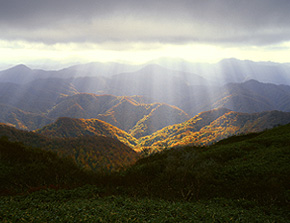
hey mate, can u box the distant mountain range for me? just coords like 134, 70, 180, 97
149, 57, 290, 85
1, 108, 290, 153
1, 77, 290, 132
0, 59, 290, 131
1, 58, 290, 158
2, 58, 290, 85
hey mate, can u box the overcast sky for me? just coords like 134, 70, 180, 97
1, 0, 290, 68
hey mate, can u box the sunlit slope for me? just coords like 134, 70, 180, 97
139, 108, 290, 149
1, 63, 290, 133
0, 123, 138, 171
96, 97, 160, 132
126, 123, 290, 203
129, 104, 189, 138
48, 94, 120, 119
48, 93, 189, 135
98, 100, 189, 137
36, 117, 138, 148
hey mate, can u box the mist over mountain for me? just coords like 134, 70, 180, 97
2, 58, 290, 86
1, 1, 289, 219
0, 62, 142, 84
1, 58, 290, 147
180, 79, 290, 116
150, 58, 290, 85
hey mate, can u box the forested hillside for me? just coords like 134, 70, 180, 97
1, 62, 290, 133
139, 108, 290, 150
0, 123, 138, 171
1, 123, 289, 222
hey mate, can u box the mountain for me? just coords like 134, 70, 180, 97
3, 58, 290, 87
0, 78, 77, 113
71, 76, 110, 94
107, 64, 211, 103
47, 94, 121, 119
1, 61, 290, 134
97, 99, 189, 136
0, 123, 138, 171
177, 80, 290, 116
138, 108, 290, 149
48, 93, 189, 135
129, 103, 190, 138
1, 125, 289, 222
213, 59, 290, 85
0, 62, 141, 84
0, 136, 94, 195
210, 80, 290, 113
151, 58, 290, 85
47, 135, 139, 171
0, 64, 38, 84
36, 117, 138, 149
124, 123, 290, 204
0, 103, 52, 130
58, 62, 142, 78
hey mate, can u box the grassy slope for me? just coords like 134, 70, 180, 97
124, 124, 290, 204
0, 137, 96, 195
1, 124, 289, 221
1, 189, 288, 222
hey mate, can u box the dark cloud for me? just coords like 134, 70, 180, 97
0, 0, 290, 45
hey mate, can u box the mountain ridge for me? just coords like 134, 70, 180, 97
1, 60, 290, 136
138, 108, 290, 149
36, 117, 138, 149
0, 122, 138, 171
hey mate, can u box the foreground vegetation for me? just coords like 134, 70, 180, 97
1, 186, 288, 222
1, 124, 290, 221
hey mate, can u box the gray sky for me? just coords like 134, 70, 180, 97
1, 0, 290, 66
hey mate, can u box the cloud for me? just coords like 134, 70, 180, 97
1, 0, 290, 46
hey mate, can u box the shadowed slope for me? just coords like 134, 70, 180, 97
0, 123, 138, 172
0, 103, 53, 130
124, 123, 290, 204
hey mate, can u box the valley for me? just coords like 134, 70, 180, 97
1, 1, 290, 221
1, 59, 290, 222
1, 59, 290, 162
